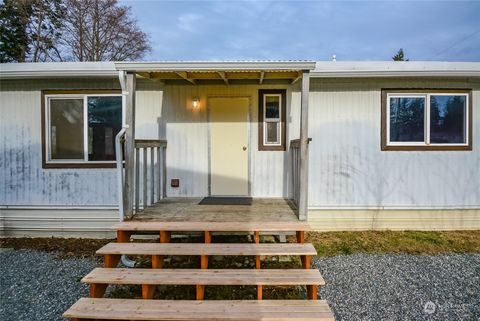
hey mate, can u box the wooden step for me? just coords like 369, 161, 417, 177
97, 242, 317, 256
83, 268, 325, 285
63, 298, 335, 321
113, 221, 311, 232
84, 268, 324, 300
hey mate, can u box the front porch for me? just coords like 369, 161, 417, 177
115, 61, 314, 222
131, 197, 299, 222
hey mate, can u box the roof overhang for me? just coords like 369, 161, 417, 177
114, 61, 316, 84
0, 62, 117, 79
2, 61, 479, 81
311, 61, 480, 78
115, 61, 316, 72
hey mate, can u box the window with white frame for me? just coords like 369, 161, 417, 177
382, 90, 471, 150
258, 89, 286, 151
264, 94, 282, 145
43, 91, 122, 167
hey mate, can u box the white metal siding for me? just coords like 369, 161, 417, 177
308, 78, 480, 209
0, 79, 297, 209
161, 84, 298, 198
2, 76, 478, 211
0, 78, 163, 207
0, 208, 117, 238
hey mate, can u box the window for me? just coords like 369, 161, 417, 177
258, 89, 286, 151
42, 90, 122, 168
381, 89, 472, 151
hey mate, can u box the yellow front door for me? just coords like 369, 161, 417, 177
209, 97, 249, 196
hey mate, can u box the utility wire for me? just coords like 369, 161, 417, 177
432, 29, 480, 58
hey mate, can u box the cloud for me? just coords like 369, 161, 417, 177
177, 13, 203, 33
124, 0, 480, 61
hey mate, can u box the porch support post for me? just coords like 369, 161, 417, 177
124, 72, 136, 218
298, 70, 310, 221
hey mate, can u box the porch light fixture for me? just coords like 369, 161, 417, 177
192, 98, 200, 109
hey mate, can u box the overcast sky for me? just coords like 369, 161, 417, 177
122, 0, 480, 61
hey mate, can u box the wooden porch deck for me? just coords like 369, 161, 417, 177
131, 198, 299, 222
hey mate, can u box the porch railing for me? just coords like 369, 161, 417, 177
290, 138, 312, 211
290, 139, 301, 208
134, 139, 167, 214
116, 132, 167, 220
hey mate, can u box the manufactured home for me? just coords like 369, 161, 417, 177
1, 60, 479, 237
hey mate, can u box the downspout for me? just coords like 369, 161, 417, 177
117, 70, 128, 222
117, 70, 136, 268
115, 127, 126, 222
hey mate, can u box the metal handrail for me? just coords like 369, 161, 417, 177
290, 138, 311, 208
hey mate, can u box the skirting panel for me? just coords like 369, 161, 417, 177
0, 209, 118, 238
308, 209, 480, 231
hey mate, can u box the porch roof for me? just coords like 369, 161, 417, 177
114, 60, 316, 84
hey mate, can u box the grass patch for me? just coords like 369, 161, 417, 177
2, 231, 478, 300
0, 237, 112, 259
1, 231, 479, 260
306, 230, 480, 256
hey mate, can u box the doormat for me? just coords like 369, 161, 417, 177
199, 197, 252, 205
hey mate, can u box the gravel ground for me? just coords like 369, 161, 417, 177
314, 253, 480, 321
0, 249, 97, 321
1, 249, 479, 321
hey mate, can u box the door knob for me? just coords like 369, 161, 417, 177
243, 146, 247, 151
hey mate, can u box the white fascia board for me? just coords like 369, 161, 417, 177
311, 61, 480, 78
115, 61, 316, 72
311, 70, 480, 78
0, 62, 117, 79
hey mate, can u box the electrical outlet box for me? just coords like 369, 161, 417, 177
171, 179, 180, 188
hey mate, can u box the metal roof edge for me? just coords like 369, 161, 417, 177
2, 61, 480, 79
0, 62, 117, 79
114, 61, 317, 71
0, 70, 118, 79
310, 70, 480, 78
310, 61, 480, 78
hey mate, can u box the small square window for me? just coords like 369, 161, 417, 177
266, 122, 280, 144
265, 96, 280, 119
258, 90, 286, 151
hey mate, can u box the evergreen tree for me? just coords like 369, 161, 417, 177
392, 48, 409, 61
444, 96, 465, 142
430, 96, 441, 131
0, 0, 65, 62
0, 0, 31, 62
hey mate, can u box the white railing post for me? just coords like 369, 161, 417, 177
143, 147, 148, 209
162, 146, 167, 199
150, 147, 155, 205
135, 147, 140, 214
298, 70, 310, 221
124, 72, 136, 218
157, 147, 162, 201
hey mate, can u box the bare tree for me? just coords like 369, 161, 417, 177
61, 0, 150, 61
29, 0, 65, 61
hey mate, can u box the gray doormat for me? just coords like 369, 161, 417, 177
199, 197, 252, 205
